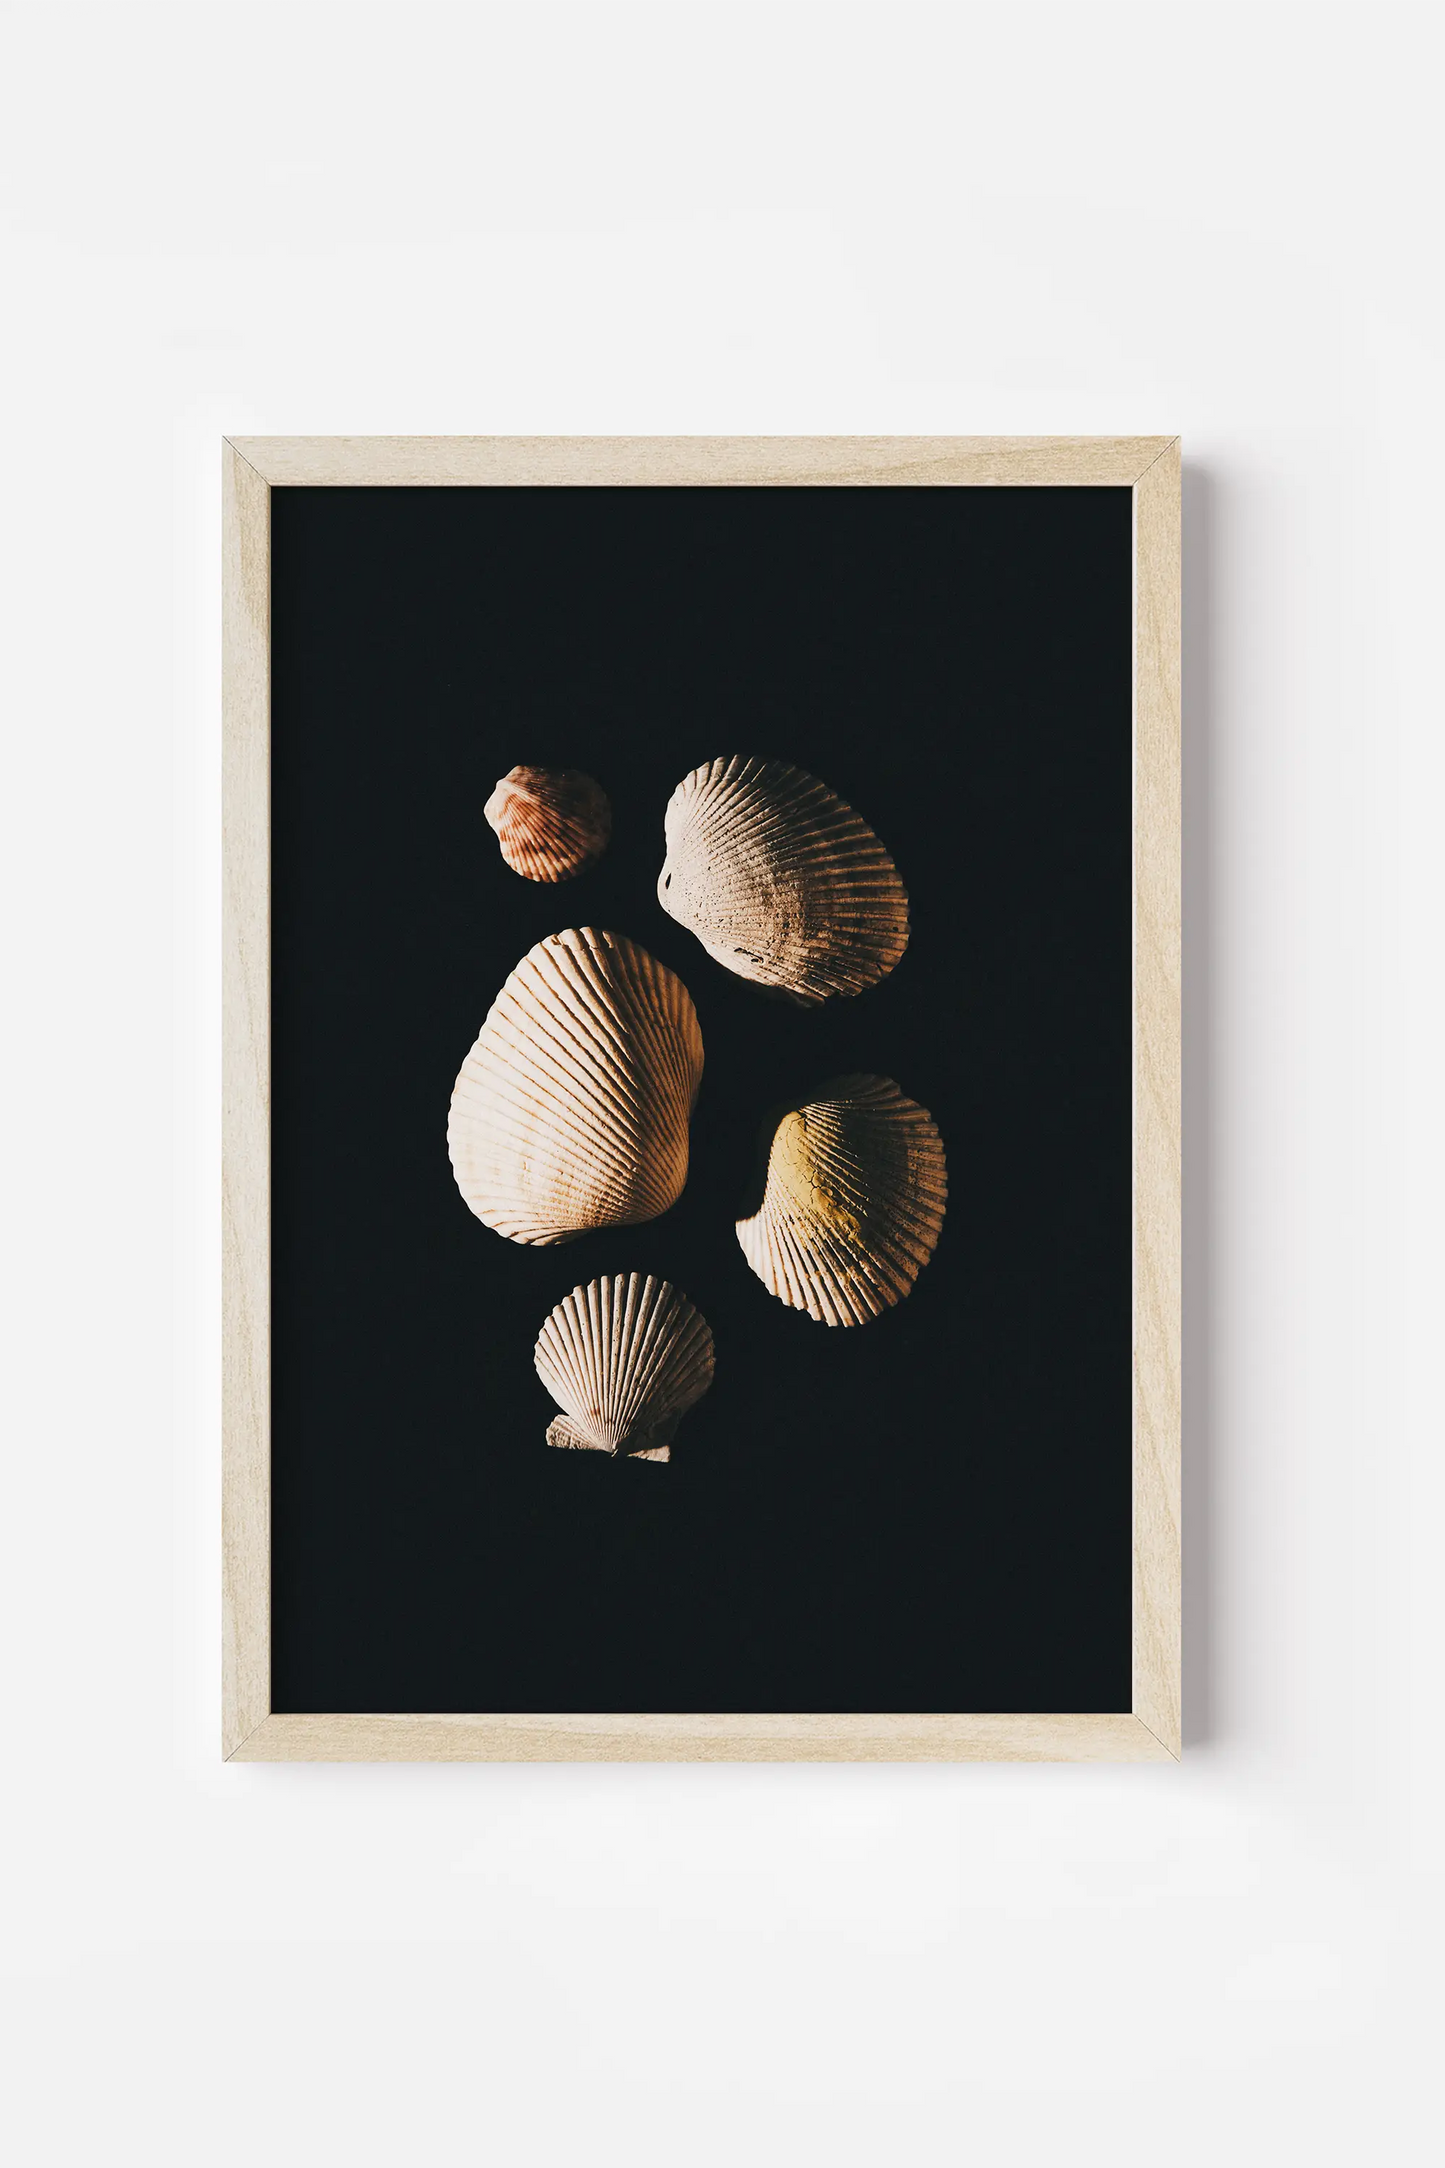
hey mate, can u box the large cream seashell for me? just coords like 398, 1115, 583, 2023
448, 929, 704, 1245
737, 1074, 946, 1325
657, 757, 909, 1004
485, 765, 611, 882
534, 1273, 715, 1462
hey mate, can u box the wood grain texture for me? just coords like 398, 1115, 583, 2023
220, 434, 1183, 1761
1131, 441, 1183, 1756
225, 434, 1175, 490
222, 444, 272, 1757
231, 1712, 1176, 1764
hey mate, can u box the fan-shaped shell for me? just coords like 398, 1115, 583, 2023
737, 1075, 946, 1325
535, 1273, 715, 1461
657, 757, 909, 1004
485, 765, 611, 882
448, 928, 704, 1245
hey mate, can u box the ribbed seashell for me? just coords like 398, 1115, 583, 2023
535, 1273, 715, 1462
737, 1075, 946, 1325
657, 757, 909, 1004
485, 766, 611, 881
448, 929, 704, 1245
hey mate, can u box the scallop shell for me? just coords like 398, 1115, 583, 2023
485, 766, 611, 881
448, 928, 704, 1245
657, 757, 909, 1004
534, 1273, 715, 1461
737, 1074, 946, 1325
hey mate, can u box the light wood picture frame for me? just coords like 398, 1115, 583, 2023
222, 435, 1180, 1763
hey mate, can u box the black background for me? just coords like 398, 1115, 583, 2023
270, 484, 1132, 1715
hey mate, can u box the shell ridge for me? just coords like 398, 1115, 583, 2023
537, 1296, 602, 1441
555, 1299, 595, 1409
563, 943, 678, 1121
457, 1056, 654, 1202
548, 1305, 597, 1443
610, 1286, 678, 1438
606, 964, 701, 1129
583, 1283, 614, 1437
616, 1287, 708, 1436
528, 936, 657, 1093
582, 1279, 610, 1440
559, 934, 701, 1139
540, 932, 648, 1055
788, 1210, 894, 1317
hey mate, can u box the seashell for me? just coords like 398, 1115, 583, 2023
448, 928, 704, 1245
485, 765, 611, 881
534, 1273, 715, 1462
657, 757, 909, 1005
737, 1075, 946, 1325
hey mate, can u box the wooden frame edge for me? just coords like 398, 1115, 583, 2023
220, 435, 1182, 1764
228, 1711, 1176, 1764
1131, 440, 1183, 1756
223, 434, 1178, 490
221, 443, 272, 1758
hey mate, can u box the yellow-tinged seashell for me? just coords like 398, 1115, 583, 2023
737, 1075, 946, 1324
534, 1272, 715, 1462
658, 757, 909, 1004
447, 928, 704, 1245
485, 765, 611, 881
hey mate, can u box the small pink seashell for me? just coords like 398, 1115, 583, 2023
485, 765, 611, 882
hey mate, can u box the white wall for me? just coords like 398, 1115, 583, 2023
3, 4, 1439, 2161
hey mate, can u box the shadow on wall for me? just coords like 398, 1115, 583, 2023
1182, 457, 1215, 1749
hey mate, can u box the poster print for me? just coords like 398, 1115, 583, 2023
267, 478, 1131, 1719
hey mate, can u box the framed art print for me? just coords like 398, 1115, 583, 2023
222, 435, 1180, 1762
